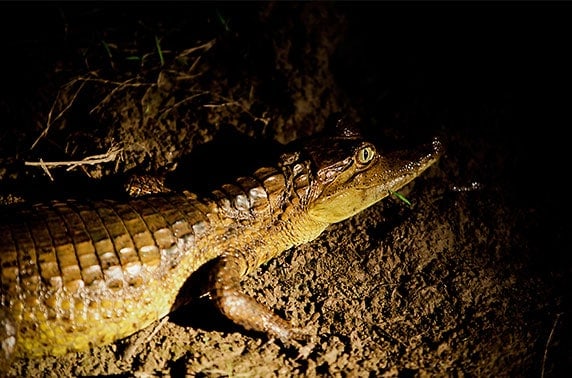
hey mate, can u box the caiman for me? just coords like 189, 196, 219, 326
0, 116, 442, 370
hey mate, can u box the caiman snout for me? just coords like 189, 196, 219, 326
381, 136, 444, 188
308, 131, 443, 224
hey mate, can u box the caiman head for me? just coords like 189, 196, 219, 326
297, 115, 443, 224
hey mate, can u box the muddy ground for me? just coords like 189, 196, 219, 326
1, 3, 571, 377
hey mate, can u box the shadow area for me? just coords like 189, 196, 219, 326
165, 125, 282, 197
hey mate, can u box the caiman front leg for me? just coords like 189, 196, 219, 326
209, 250, 298, 342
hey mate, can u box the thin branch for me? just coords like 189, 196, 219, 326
39, 159, 54, 181
202, 101, 239, 108
157, 91, 210, 120
188, 54, 202, 74
541, 312, 562, 378
31, 79, 87, 150
76, 76, 151, 87
177, 39, 216, 58
121, 316, 169, 361
88, 77, 151, 115
25, 146, 122, 174
203, 93, 270, 127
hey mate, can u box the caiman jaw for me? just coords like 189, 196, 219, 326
308, 137, 443, 224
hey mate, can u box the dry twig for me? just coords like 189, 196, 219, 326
541, 312, 562, 378
31, 80, 87, 150
24, 145, 123, 179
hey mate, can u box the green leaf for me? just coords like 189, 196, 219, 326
155, 35, 165, 66
390, 190, 412, 207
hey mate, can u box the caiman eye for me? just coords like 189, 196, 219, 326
356, 145, 376, 164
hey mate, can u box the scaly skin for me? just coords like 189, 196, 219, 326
0, 116, 442, 370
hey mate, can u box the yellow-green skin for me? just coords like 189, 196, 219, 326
0, 116, 442, 370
